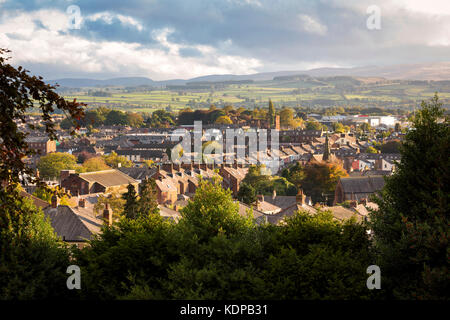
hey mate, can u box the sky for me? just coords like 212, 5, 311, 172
0, 0, 449, 80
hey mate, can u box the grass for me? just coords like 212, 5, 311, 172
62, 81, 450, 113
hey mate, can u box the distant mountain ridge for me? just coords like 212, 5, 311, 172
49, 62, 450, 87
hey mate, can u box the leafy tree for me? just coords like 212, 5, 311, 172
123, 184, 138, 219
369, 94, 449, 299
215, 115, 233, 125
380, 140, 401, 153
237, 182, 257, 205
305, 120, 324, 131
105, 110, 128, 125
300, 162, 348, 204
126, 112, 144, 128
280, 107, 295, 128
0, 187, 73, 299
103, 151, 133, 168
0, 48, 84, 185
332, 122, 349, 133
282, 162, 305, 188
262, 210, 374, 300
136, 178, 160, 217
94, 192, 125, 218
366, 146, 378, 154
37, 152, 78, 179
179, 176, 253, 242
82, 157, 110, 172
33, 185, 72, 206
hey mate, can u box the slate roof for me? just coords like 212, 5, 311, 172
339, 176, 386, 195
118, 166, 157, 181
263, 195, 297, 210
322, 206, 364, 222
267, 203, 317, 225
79, 169, 138, 187
44, 205, 102, 242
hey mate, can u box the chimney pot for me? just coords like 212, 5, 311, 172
51, 192, 58, 208
103, 203, 113, 226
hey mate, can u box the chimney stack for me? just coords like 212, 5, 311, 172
51, 192, 58, 209
296, 189, 305, 206
103, 203, 113, 226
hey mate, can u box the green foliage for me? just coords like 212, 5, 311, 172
81, 157, 110, 172
283, 162, 348, 204
237, 182, 257, 205
37, 152, 78, 179
215, 115, 233, 124
103, 151, 133, 168
0, 48, 85, 184
380, 140, 401, 153
305, 120, 324, 131
123, 184, 138, 219
74, 179, 374, 300
137, 178, 160, 217
369, 94, 450, 300
0, 187, 73, 299
366, 146, 378, 154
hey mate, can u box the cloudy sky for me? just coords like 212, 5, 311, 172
0, 0, 449, 80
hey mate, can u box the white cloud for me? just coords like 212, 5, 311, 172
298, 14, 328, 36
0, 9, 261, 80
86, 11, 144, 31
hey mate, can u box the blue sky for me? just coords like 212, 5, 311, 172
0, 0, 449, 80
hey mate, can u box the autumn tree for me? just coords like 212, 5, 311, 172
298, 162, 348, 204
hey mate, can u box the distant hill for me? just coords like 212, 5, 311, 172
49, 62, 450, 87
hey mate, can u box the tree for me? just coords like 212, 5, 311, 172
103, 151, 133, 168
369, 94, 449, 299
268, 99, 276, 127
332, 122, 349, 133
180, 176, 253, 241
280, 107, 295, 128
0, 48, 84, 185
366, 146, 378, 154
82, 157, 110, 172
300, 162, 348, 204
94, 192, 125, 218
105, 110, 128, 125
123, 183, 138, 219
381, 140, 401, 154
37, 152, 78, 179
0, 187, 73, 299
305, 120, 324, 131
237, 182, 257, 205
126, 112, 144, 128
137, 178, 159, 217
215, 115, 233, 125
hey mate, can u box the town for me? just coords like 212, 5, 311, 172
0, 0, 448, 307
17, 101, 407, 247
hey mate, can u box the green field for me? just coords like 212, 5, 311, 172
62, 77, 450, 113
